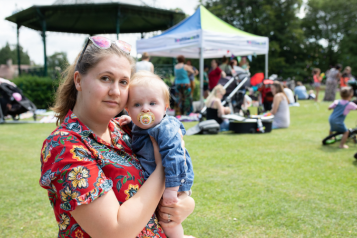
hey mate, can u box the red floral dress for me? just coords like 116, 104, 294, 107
39, 111, 166, 238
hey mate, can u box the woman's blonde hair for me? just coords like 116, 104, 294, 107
51, 40, 135, 125
205, 84, 226, 107
129, 71, 170, 106
272, 81, 290, 103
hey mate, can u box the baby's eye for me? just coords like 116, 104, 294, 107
150, 102, 156, 106
134, 103, 141, 107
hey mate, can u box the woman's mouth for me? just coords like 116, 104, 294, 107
103, 100, 119, 106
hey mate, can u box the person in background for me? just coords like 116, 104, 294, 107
328, 87, 357, 149
308, 90, 316, 100
283, 84, 294, 104
312, 68, 322, 102
324, 64, 342, 101
208, 59, 226, 90
203, 65, 210, 98
186, 60, 199, 96
239, 56, 250, 71
271, 81, 290, 129
205, 84, 231, 131
219, 56, 232, 76
341, 66, 353, 87
174, 55, 194, 115
294, 81, 308, 100
135, 52, 154, 73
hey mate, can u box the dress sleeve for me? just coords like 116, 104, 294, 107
40, 136, 113, 213
148, 119, 186, 188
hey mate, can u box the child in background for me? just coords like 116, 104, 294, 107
119, 71, 194, 238
328, 87, 357, 149
308, 90, 316, 100
313, 68, 322, 101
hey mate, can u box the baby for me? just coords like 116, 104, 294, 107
120, 71, 194, 238
328, 87, 357, 149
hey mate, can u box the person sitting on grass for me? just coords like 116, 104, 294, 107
294, 81, 308, 100
271, 81, 290, 129
205, 84, 231, 131
328, 87, 357, 149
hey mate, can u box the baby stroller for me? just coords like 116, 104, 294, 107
200, 67, 250, 118
0, 79, 37, 122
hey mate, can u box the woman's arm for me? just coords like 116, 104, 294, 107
271, 94, 282, 115
185, 65, 194, 74
151, 63, 154, 73
70, 137, 165, 238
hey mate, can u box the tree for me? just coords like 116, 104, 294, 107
0, 42, 31, 65
47, 52, 69, 71
303, 0, 357, 71
202, 0, 310, 80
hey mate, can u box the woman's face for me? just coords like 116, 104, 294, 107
211, 60, 217, 69
75, 55, 131, 121
271, 85, 277, 95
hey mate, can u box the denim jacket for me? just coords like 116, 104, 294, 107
131, 116, 194, 192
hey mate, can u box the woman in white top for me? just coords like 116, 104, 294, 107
271, 81, 290, 129
283, 84, 294, 104
135, 52, 154, 73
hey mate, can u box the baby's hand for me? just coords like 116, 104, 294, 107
163, 187, 179, 205
119, 115, 132, 126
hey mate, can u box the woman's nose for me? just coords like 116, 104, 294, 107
109, 83, 120, 97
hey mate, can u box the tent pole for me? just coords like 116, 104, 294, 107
265, 53, 268, 79
199, 47, 204, 107
16, 25, 21, 77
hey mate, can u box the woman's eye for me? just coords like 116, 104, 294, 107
134, 103, 140, 107
101, 76, 110, 82
120, 80, 128, 85
150, 102, 156, 106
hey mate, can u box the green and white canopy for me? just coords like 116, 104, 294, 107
137, 5, 269, 59
137, 5, 269, 103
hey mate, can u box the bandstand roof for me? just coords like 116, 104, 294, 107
5, 1, 185, 34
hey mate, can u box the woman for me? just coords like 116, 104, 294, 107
323, 64, 342, 101
39, 36, 195, 238
271, 81, 290, 129
239, 56, 250, 71
219, 56, 232, 76
135, 52, 154, 73
205, 84, 231, 131
340, 66, 353, 87
208, 59, 226, 90
174, 55, 194, 115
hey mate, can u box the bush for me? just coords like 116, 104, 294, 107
11, 76, 59, 109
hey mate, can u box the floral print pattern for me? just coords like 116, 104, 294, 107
39, 110, 165, 238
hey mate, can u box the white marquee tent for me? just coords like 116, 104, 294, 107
137, 5, 269, 103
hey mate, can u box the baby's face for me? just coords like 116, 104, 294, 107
126, 84, 167, 129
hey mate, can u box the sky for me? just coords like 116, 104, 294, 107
0, 0, 200, 65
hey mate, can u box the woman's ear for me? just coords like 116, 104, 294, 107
74, 71, 82, 91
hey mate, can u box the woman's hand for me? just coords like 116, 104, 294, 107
157, 192, 195, 228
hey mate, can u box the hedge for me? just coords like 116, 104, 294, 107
11, 76, 59, 109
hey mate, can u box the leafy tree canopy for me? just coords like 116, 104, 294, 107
0, 42, 31, 65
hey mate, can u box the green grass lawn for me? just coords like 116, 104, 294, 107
1, 99, 357, 237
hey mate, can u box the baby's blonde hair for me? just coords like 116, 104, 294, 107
129, 71, 170, 106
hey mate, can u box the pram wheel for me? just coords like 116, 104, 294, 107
354, 153, 357, 160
